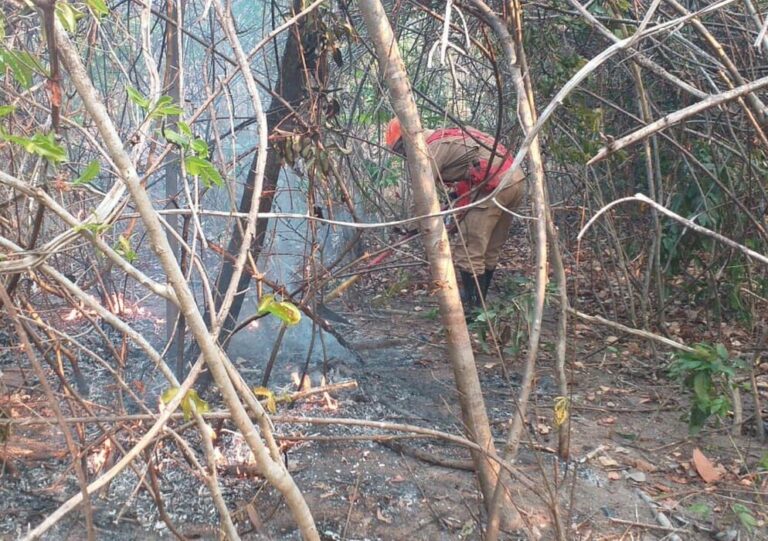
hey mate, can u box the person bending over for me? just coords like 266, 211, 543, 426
385, 117, 525, 311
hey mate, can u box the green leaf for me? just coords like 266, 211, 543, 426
126, 86, 150, 109
178, 121, 193, 138
2, 132, 67, 164
759, 452, 768, 471
149, 96, 184, 119
73, 221, 110, 235
84, 0, 109, 17
163, 128, 189, 147
0, 49, 37, 89
686, 503, 711, 519
0, 105, 14, 118
715, 343, 729, 360
189, 138, 209, 158
732, 504, 757, 531
115, 235, 137, 263
56, 2, 83, 33
184, 155, 222, 187
73, 160, 100, 185
692, 372, 711, 403
256, 294, 302, 326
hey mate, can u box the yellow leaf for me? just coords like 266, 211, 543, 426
252, 386, 277, 414
554, 396, 569, 427
161, 387, 180, 405
255, 294, 301, 326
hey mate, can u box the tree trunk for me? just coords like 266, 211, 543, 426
357, 0, 521, 529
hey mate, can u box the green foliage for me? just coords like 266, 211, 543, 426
668, 343, 742, 434
1, 131, 67, 164
84, 0, 109, 18
184, 155, 222, 188
56, 2, 84, 33
468, 276, 553, 357
0, 105, 15, 118
73, 220, 111, 235
163, 121, 222, 188
73, 160, 101, 185
731, 504, 757, 532
114, 235, 137, 263
0, 48, 45, 89
687, 503, 711, 520
127, 89, 184, 119
758, 452, 768, 471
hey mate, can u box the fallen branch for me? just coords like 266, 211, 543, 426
278, 380, 358, 404
636, 489, 683, 541
566, 306, 693, 352
608, 517, 687, 534
379, 439, 474, 471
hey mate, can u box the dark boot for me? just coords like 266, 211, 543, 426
460, 271, 478, 310
479, 267, 496, 303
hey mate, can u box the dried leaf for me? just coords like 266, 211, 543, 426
692, 448, 722, 483
376, 508, 391, 524
608, 471, 621, 480
626, 457, 657, 473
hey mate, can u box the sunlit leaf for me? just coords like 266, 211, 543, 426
85, 0, 109, 17
149, 96, 184, 119
256, 294, 301, 326
160, 388, 209, 421
73, 160, 100, 185
177, 121, 193, 137
0, 105, 14, 118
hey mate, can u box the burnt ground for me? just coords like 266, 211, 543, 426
1, 232, 767, 540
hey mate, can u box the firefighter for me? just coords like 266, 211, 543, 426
385, 117, 525, 310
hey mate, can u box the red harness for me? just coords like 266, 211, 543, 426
426, 128, 515, 207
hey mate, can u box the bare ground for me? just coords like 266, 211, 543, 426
1, 235, 767, 540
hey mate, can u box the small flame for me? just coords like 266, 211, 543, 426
323, 392, 338, 410
60, 292, 163, 326
213, 447, 226, 466
291, 371, 312, 391
87, 439, 112, 475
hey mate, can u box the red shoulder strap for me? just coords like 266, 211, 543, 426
426, 127, 511, 160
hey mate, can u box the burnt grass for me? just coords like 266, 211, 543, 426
1, 233, 767, 540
